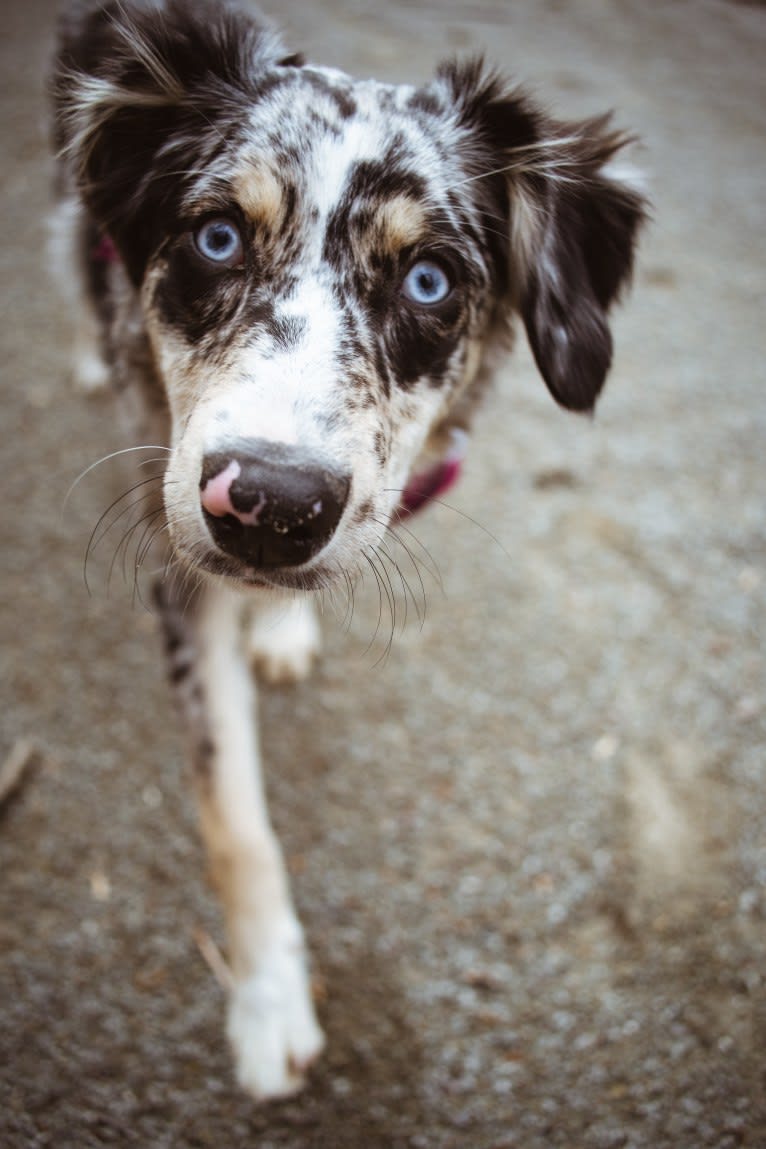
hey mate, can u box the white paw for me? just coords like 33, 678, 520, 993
227, 943, 325, 1100
248, 598, 321, 685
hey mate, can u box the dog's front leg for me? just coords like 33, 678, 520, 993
154, 577, 324, 1100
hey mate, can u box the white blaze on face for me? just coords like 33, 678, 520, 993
315, 121, 376, 216
200, 275, 346, 453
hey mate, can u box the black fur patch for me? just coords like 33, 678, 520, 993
152, 231, 252, 343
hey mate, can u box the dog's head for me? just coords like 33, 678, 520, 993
54, 0, 646, 592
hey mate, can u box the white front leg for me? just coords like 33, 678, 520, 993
157, 579, 324, 1099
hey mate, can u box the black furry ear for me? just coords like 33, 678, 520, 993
437, 60, 648, 412
51, 0, 287, 284
517, 116, 647, 412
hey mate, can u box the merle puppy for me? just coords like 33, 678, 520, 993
51, 0, 646, 1100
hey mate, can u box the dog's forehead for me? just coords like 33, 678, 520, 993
230, 66, 455, 227
250, 65, 426, 150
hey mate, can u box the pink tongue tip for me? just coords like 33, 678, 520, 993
200, 459, 241, 518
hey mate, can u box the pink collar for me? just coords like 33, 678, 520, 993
398, 429, 467, 519
92, 234, 119, 264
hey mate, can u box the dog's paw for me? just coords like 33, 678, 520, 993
248, 599, 321, 685
227, 945, 325, 1101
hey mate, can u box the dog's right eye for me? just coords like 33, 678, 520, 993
194, 218, 243, 267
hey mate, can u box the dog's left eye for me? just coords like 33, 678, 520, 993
194, 217, 243, 266
402, 259, 451, 306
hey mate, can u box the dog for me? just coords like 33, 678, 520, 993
51, 0, 646, 1101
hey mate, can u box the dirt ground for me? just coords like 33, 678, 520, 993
1, 1, 765, 1146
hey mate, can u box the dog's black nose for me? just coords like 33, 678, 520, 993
199, 441, 350, 569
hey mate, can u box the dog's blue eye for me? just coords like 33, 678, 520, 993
402, 259, 451, 306
195, 218, 243, 265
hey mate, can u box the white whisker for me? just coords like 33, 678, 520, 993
64, 445, 171, 508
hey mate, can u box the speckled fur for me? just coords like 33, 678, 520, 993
51, 0, 646, 1101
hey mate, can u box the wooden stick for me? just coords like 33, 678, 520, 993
0, 737, 39, 808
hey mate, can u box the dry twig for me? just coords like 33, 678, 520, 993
0, 737, 40, 809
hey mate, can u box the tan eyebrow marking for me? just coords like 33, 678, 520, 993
234, 164, 287, 231
373, 195, 427, 251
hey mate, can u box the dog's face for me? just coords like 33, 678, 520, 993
146, 68, 501, 589
55, 0, 646, 592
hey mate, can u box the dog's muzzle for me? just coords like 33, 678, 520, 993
200, 440, 351, 569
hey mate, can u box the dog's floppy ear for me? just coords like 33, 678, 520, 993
52, 0, 290, 284
437, 60, 648, 412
